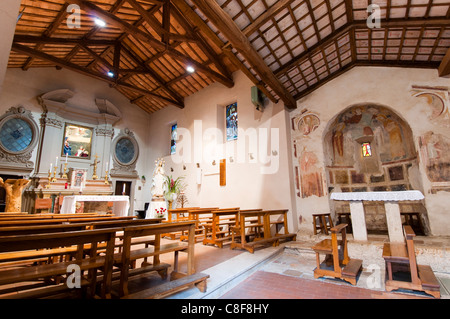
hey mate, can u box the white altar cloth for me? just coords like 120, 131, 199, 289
330, 190, 424, 202
60, 195, 130, 216
330, 191, 424, 242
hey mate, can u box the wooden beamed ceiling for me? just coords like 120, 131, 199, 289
8, 0, 450, 113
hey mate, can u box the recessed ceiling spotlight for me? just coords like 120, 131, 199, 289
186, 66, 195, 73
94, 18, 106, 27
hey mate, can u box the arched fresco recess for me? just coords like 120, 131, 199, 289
323, 104, 429, 235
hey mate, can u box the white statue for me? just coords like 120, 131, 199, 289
151, 158, 165, 199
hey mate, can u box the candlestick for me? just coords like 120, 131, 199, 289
45, 169, 51, 189
104, 170, 109, 185
62, 163, 68, 179
51, 165, 57, 182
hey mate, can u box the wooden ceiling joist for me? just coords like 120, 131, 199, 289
192, 0, 296, 109
11, 42, 183, 108
8, 0, 450, 114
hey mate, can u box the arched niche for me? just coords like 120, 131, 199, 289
323, 104, 429, 234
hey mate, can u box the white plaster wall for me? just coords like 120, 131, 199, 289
146, 71, 298, 232
291, 66, 450, 236
0, 67, 152, 210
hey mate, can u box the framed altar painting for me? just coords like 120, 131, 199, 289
61, 123, 93, 159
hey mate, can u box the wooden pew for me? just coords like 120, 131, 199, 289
203, 208, 240, 248
0, 228, 118, 299
230, 209, 296, 253
0, 215, 136, 227
114, 221, 198, 298
311, 223, 362, 285
179, 208, 219, 242
162, 207, 199, 239
382, 225, 440, 298
0, 219, 162, 269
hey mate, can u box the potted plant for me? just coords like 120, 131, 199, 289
164, 175, 185, 209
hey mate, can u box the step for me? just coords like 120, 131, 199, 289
342, 259, 363, 278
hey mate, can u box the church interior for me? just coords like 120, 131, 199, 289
0, 0, 449, 301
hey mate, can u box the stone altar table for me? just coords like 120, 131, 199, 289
330, 191, 424, 242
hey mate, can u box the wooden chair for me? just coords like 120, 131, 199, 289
311, 223, 362, 285
312, 213, 334, 235
382, 225, 440, 298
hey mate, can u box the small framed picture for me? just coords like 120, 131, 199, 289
62, 123, 93, 160
70, 168, 88, 189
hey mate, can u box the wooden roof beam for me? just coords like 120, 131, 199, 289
438, 47, 450, 77
11, 43, 184, 108
192, 0, 296, 109
65, 0, 234, 88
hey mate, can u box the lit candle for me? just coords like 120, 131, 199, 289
122, 183, 126, 194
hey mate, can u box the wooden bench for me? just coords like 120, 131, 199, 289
113, 221, 197, 297
203, 208, 240, 248
0, 228, 118, 299
312, 223, 362, 285
382, 225, 440, 298
162, 207, 199, 239
122, 272, 210, 299
231, 209, 296, 253
179, 208, 218, 242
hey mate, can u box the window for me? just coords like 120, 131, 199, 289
170, 123, 177, 155
362, 142, 372, 157
226, 102, 238, 141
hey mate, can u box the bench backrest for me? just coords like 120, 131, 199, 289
88, 218, 163, 229
0, 223, 88, 236
0, 228, 119, 253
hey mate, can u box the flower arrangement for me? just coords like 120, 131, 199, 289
155, 207, 167, 218
164, 175, 185, 201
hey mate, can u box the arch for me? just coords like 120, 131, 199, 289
323, 103, 428, 234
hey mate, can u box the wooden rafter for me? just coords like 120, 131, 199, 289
438, 47, 450, 77
192, 0, 296, 109
65, 0, 234, 88
11, 43, 184, 108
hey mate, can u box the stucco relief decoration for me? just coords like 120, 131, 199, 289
411, 86, 450, 127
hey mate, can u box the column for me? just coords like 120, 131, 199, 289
349, 200, 368, 241
384, 201, 404, 242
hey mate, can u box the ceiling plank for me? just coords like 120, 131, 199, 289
192, 0, 296, 109
11, 43, 184, 108
65, 0, 234, 88
438, 47, 450, 77
174, 0, 277, 104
